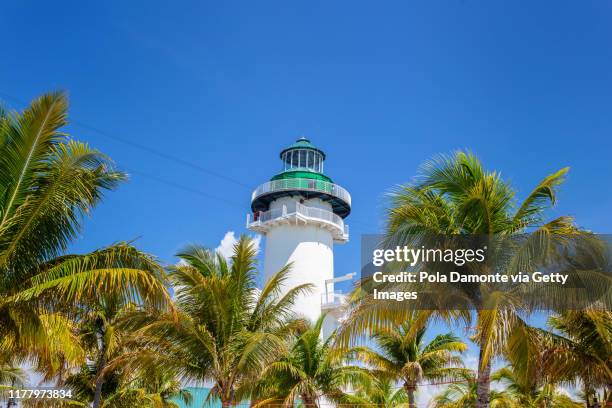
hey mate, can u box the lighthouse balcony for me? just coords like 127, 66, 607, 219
251, 178, 351, 218
321, 291, 347, 310
246, 202, 349, 242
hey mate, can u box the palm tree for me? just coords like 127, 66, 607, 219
0, 350, 26, 390
254, 315, 373, 408
339, 151, 578, 408
359, 317, 469, 408
0, 351, 26, 408
350, 377, 410, 408
578, 387, 607, 408
0, 92, 170, 369
538, 310, 612, 405
117, 236, 312, 407
101, 368, 192, 408
59, 300, 191, 408
135, 369, 193, 408
79, 296, 137, 407
431, 370, 515, 408
492, 366, 582, 408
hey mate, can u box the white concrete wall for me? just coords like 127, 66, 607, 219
269, 196, 331, 211
263, 197, 334, 324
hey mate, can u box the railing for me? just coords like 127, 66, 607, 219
247, 202, 349, 239
295, 202, 345, 231
251, 178, 351, 207
321, 291, 346, 308
255, 207, 284, 224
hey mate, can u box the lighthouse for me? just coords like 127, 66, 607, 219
247, 138, 351, 332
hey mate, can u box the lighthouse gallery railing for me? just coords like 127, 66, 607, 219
247, 202, 349, 238
251, 178, 351, 207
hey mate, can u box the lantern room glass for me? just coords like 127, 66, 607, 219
282, 149, 324, 172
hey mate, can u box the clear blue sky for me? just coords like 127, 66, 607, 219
2, 1, 611, 289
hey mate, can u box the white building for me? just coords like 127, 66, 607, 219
246, 138, 352, 337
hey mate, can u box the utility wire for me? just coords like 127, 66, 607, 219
124, 167, 248, 209
0, 91, 252, 190
72, 120, 253, 190
0, 91, 378, 231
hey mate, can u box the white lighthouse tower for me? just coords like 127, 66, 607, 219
247, 138, 351, 333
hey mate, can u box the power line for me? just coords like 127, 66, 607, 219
0, 91, 378, 231
72, 120, 253, 190
124, 167, 247, 209
0, 91, 252, 191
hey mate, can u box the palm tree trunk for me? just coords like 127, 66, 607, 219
408, 390, 416, 408
92, 329, 107, 408
404, 383, 417, 408
476, 347, 491, 408
92, 355, 106, 408
583, 384, 591, 408
301, 393, 317, 408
